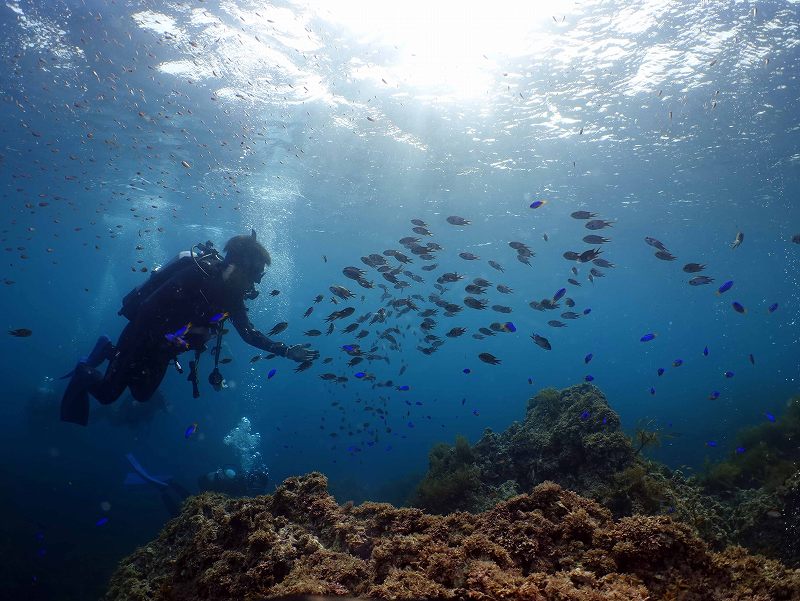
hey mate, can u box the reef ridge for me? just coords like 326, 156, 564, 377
106, 471, 800, 601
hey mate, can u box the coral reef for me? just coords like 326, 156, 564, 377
701, 396, 800, 494
411, 385, 694, 523
105, 472, 800, 601
410, 384, 798, 561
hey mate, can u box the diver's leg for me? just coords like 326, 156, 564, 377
61, 325, 145, 424
84, 335, 114, 367
128, 357, 170, 402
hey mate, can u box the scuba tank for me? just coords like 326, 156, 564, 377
118, 241, 222, 321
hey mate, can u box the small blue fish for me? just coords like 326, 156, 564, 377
342, 344, 355, 352
580, 410, 590, 420
415, 401, 423, 405
553, 287, 567, 301
602, 416, 607, 425
716, 280, 734, 295
95, 517, 109, 527
396, 385, 410, 391
267, 368, 276, 379
184, 422, 198, 439
657, 367, 665, 376
706, 440, 718, 447
354, 372, 366, 379
708, 390, 720, 400
584, 353, 593, 364
650, 387, 656, 395
209, 311, 229, 324
503, 321, 517, 333
527, 377, 533, 384
37, 548, 46, 557
529, 199, 547, 209
584, 374, 594, 382
735, 446, 746, 454
407, 421, 414, 428
583, 308, 591, 315
765, 412, 776, 422
731, 301, 746, 314
724, 371, 734, 378
749, 353, 755, 365
703, 346, 709, 357
673, 359, 683, 367
165, 322, 192, 348
463, 368, 471, 374
472, 409, 480, 416
640, 332, 657, 342
768, 302, 778, 313
461, 398, 466, 405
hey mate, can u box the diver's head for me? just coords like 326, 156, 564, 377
223, 229, 271, 287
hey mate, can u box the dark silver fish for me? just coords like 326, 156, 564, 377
578, 248, 602, 263
464, 297, 487, 309
654, 250, 676, 261
464, 284, 486, 295
644, 237, 668, 251
267, 322, 288, 336
330, 285, 354, 299
682, 263, 705, 273
571, 211, 596, 219
531, 333, 552, 350
447, 215, 470, 226
583, 235, 610, 244
688, 275, 714, 286
478, 352, 500, 365
585, 219, 613, 230
342, 266, 366, 280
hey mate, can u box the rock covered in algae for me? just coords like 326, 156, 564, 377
412, 384, 639, 515
105, 472, 800, 601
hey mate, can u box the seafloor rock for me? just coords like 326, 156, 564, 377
413, 384, 637, 515
409, 384, 740, 553
728, 469, 800, 567
106, 472, 800, 601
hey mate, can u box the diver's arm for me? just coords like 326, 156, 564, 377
229, 305, 289, 357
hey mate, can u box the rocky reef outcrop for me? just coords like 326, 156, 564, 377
105, 471, 800, 601
412, 385, 724, 524
410, 384, 799, 564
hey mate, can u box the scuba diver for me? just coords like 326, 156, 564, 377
197, 464, 271, 496
61, 230, 319, 425
124, 453, 191, 517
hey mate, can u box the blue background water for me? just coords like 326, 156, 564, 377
1, 0, 799, 598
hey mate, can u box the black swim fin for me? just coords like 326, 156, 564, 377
60, 363, 93, 425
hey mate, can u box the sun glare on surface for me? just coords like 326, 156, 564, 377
318, 0, 572, 100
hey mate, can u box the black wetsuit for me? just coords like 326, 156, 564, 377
88, 257, 288, 405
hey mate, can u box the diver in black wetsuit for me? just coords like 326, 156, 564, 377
60, 230, 318, 425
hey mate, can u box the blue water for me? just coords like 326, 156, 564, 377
1, 0, 799, 598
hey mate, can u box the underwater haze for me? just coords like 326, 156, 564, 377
1, 0, 799, 599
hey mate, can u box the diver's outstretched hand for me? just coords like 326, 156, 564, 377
287, 343, 319, 363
